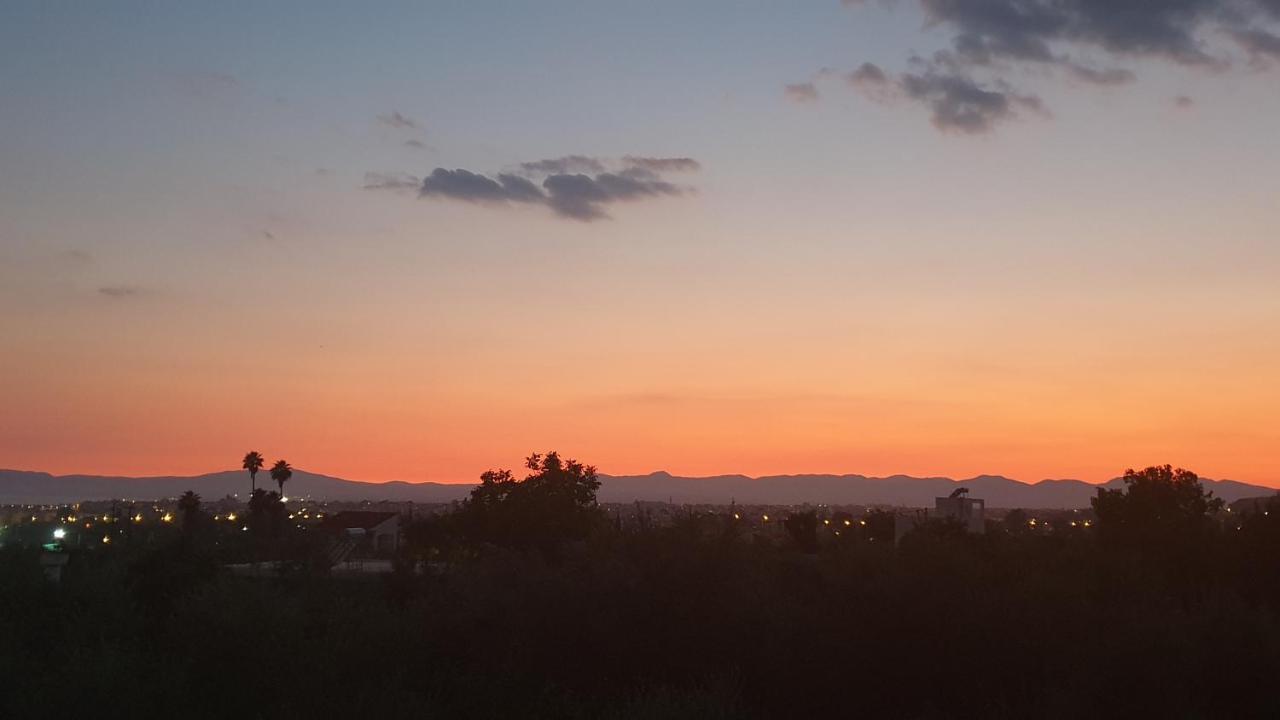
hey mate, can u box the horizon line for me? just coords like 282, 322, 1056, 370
4, 466, 1275, 490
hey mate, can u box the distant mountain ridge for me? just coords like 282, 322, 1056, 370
1, 468, 1274, 508
598, 472, 1274, 508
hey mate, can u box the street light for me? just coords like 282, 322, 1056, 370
52, 528, 67, 540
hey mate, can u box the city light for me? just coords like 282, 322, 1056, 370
52, 528, 66, 540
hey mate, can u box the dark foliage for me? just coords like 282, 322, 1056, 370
2, 463, 1278, 718
451, 451, 603, 555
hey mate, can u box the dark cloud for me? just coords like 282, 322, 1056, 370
404, 139, 427, 149
849, 61, 1043, 133
98, 286, 141, 299
391, 156, 700, 222
917, 0, 1230, 67
848, 62, 889, 87
900, 70, 1043, 133
419, 169, 546, 205
785, 82, 821, 103
518, 155, 607, 175
836, 0, 1280, 133
362, 172, 421, 191
543, 172, 683, 221
1174, 94, 1196, 108
376, 111, 418, 129
1234, 28, 1280, 59
847, 62, 899, 101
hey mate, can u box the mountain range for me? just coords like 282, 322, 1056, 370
1, 468, 1274, 508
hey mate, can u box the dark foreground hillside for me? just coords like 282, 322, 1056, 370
3, 461, 1278, 719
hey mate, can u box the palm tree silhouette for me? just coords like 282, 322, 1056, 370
270, 459, 293, 498
242, 451, 264, 495
177, 490, 202, 527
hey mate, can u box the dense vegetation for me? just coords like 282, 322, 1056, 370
2, 460, 1278, 718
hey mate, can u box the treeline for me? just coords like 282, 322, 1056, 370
1, 459, 1278, 718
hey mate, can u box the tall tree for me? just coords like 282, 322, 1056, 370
270, 459, 293, 498
177, 490, 203, 529
242, 451, 264, 494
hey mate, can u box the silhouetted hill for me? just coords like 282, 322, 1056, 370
598, 472, 1273, 507
0, 469, 471, 504
1, 468, 1272, 507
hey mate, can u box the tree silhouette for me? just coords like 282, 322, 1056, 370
247, 488, 287, 538
242, 451, 264, 495
784, 511, 818, 553
177, 490, 203, 530
270, 459, 292, 498
1002, 508, 1029, 534
1091, 465, 1223, 553
458, 451, 601, 553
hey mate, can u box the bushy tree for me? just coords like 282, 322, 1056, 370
457, 451, 601, 554
247, 489, 287, 539
1092, 465, 1223, 553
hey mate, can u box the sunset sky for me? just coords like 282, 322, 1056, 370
2, 1, 1279, 486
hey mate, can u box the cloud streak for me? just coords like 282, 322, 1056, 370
98, 286, 142, 299
370, 156, 700, 222
363, 172, 421, 192
376, 111, 418, 129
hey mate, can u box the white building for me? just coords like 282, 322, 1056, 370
894, 489, 986, 542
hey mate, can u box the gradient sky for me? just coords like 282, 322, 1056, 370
3, 1, 1279, 486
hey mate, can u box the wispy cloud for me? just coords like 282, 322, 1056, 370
518, 155, 606, 175
376, 111, 418, 129
363, 171, 421, 192
621, 156, 701, 173
98, 285, 142, 299
784, 82, 820, 103
369, 155, 701, 222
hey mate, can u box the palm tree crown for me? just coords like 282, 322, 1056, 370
270, 459, 293, 497
242, 451, 264, 493
177, 490, 202, 527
